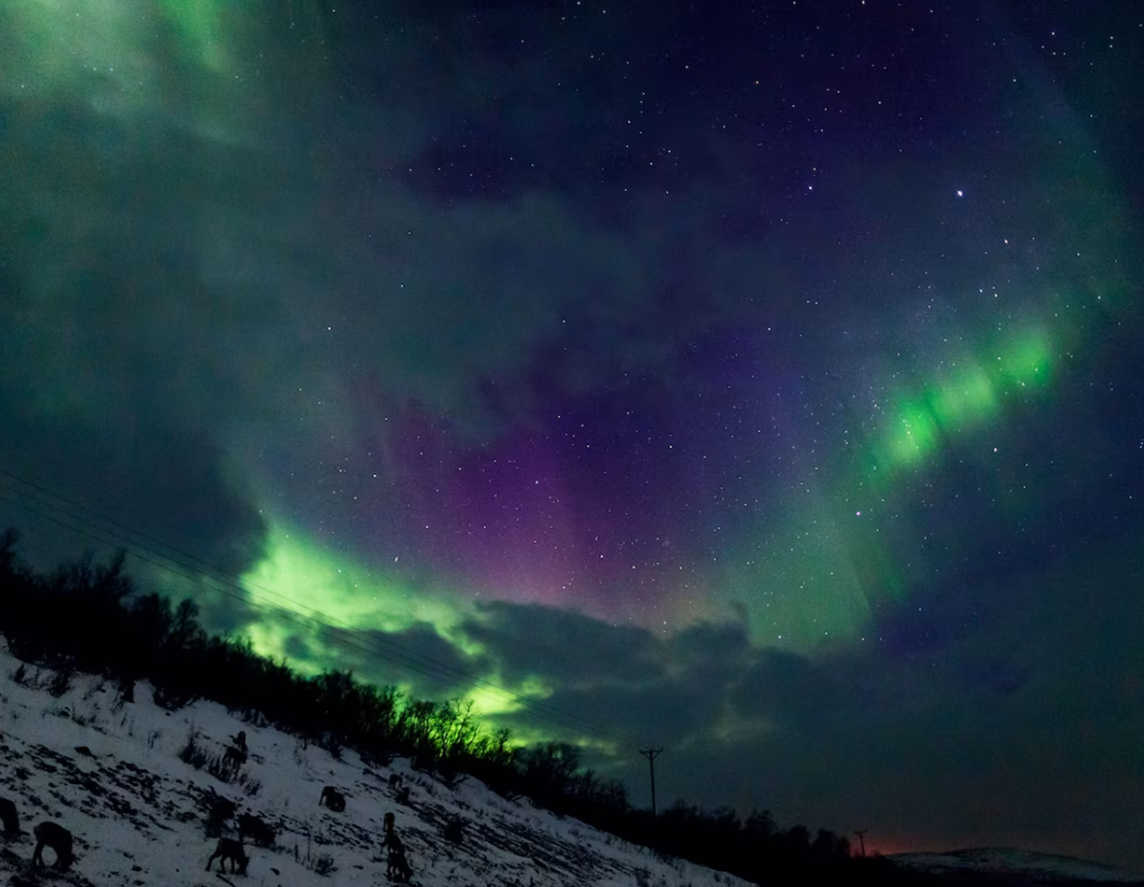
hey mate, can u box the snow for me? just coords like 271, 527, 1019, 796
891, 846, 1144, 884
0, 641, 752, 887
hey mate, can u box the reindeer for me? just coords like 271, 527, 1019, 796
220, 730, 246, 771
0, 797, 18, 837
205, 789, 237, 838
32, 821, 74, 871
318, 786, 346, 812
382, 811, 413, 883
223, 746, 245, 773
237, 812, 275, 847
206, 837, 249, 874
230, 731, 249, 762
388, 772, 404, 790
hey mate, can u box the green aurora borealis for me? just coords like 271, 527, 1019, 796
3, 0, 1144, 871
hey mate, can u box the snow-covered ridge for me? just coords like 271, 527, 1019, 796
891, 847, 1144, 884
0, 641, 751, 887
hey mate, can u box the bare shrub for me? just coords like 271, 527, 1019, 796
179, 729, 258, 792
311, 853, 337, 876
153, 683, 196, 711
297, 833, 338, 877
436, 758, 468, 789
48, 667, 73, 698
178, 727, 208, 769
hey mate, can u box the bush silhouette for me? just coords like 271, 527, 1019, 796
0, 527, 882, 887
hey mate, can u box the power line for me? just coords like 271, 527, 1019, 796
0, 469, 769, 811
0, 471, 633, 747
0, 487, 495, 693
639, 747, 664, 817
0, 473, 509, 692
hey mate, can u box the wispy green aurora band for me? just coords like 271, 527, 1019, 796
3, 1, 1137, 722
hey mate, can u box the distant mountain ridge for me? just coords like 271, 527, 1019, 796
890, 847, 1144, 886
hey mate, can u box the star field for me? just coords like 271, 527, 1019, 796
1, 0, 1143, 873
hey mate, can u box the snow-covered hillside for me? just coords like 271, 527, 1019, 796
0, 641, 752, 887
890, 847, 1144, 885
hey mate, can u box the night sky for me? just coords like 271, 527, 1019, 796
2, 0, 1143, 872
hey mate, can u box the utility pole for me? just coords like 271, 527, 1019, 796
639, 748, 664, 817
854, 830, 867, 858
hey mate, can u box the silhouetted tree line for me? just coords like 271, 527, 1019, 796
0, 530, 943, 887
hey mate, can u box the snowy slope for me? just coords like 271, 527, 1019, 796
890, 847, 1144, 884
0, 641, 752, 887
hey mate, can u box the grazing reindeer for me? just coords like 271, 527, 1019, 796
388, 773, 404, 790
382, 812, 413, 883
318, 786, 345, 812
0, 797, 18, 837
237, 812, 275, 847
206, 837, 249, 874
219, 730, 248, 776
205, 790, 237, 838
223, 745, 245, 773
32, 821, 74, 871
229, 731, 249, 762
206, 787, 236, 818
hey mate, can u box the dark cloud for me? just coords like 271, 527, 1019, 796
462, 601, 664, 686
636, 534, 1144, 869
435, 532, 1144, 874
0, 393, 266, 579
461, 602, 755, 748
2, 2, 1143, 875
0, 82, 300, 575
231, 616, 490, 703
328, 623, 490, 702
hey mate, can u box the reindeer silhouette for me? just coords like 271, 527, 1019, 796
32, 821, 73, 871
206, 837, 249, 874
319, 786, 346, 812
0, 797, 18, 837
238, 812, 275, 847
382, 811, 413, 883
